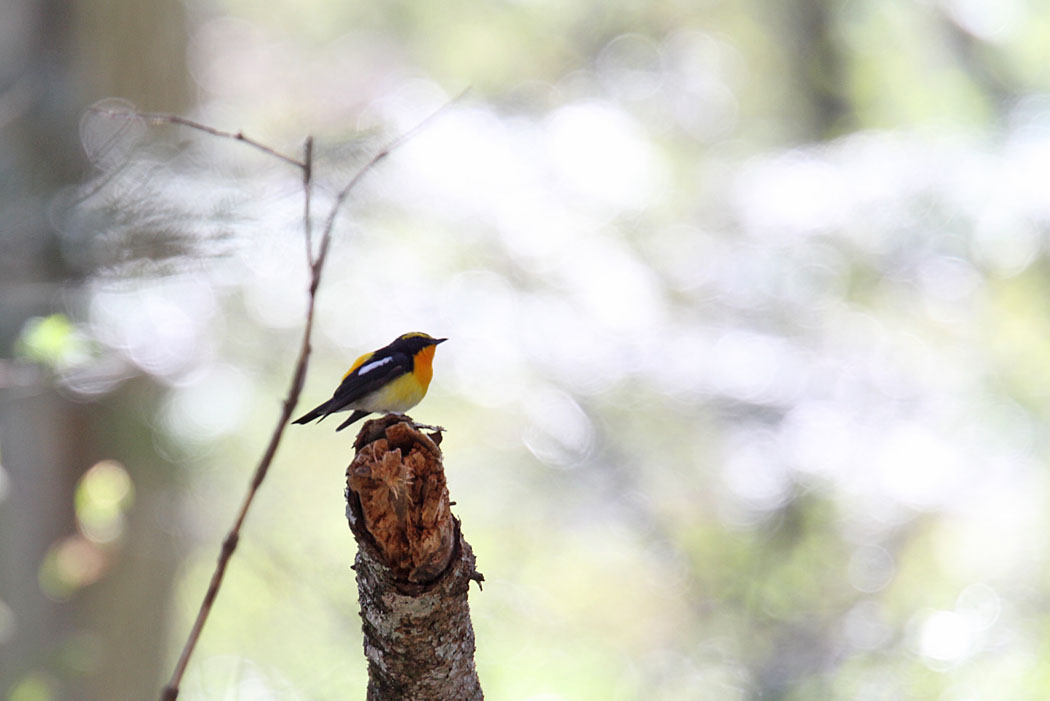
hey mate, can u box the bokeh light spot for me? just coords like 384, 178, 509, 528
8, 672, 57, 701
79, 98, 146, 172
847, 545, 895, 593
14, 314, 89, 371
0, 596, 15, 645
162, 363, 253, 442
842, 601, 892, 651
522, 388, 595, 468
916, 610, 975, 664
38, 536, 108, 601
0, 459, 9, 504
597, 33, 664, 101
75, 460, 134, 544
544, 101, 664, 210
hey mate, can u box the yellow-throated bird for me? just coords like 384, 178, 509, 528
293, 332, 446, 431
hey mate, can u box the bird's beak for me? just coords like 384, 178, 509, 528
432, 338, 448, 345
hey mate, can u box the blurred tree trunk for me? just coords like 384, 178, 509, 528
937, 10, 1016, 115
0, 0, 189, 698
780, 0, 852, 139
346, 417, 484, 700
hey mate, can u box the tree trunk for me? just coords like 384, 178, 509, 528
0, 0, 189, 697
345, 416, 484, 701
780, 0, 852, 139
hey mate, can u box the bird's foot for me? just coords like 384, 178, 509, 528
382, 413, 445, 433
411, 421, 446, 433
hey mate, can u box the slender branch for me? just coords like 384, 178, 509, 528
159, 136, 314, 701
158, 94, 462, 701
89, 108, 307, 169
303, 136, 315, 265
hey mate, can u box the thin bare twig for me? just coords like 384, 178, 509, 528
157, 93, 463, 701
89, 108, 307, 169
303, 136, 315, 265
313, 89, 469, 277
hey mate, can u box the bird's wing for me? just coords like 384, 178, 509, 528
322, 351, 412, 416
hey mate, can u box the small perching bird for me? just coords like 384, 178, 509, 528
293, 332, 447, 431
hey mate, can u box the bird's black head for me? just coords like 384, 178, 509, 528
389, 332, 447, 356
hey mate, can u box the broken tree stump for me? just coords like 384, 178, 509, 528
345, 415, 484, 701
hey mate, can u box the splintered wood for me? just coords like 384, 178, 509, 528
346, 416, 454, 583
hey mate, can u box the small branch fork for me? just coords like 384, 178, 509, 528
97, 95, 464, 701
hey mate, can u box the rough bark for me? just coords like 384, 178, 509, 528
346, 415, 484, 701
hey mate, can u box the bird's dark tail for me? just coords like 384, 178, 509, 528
336, 410, 370, 431
292, 402, 330, 425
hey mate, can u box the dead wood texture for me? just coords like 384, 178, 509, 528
346, 415, 484, 701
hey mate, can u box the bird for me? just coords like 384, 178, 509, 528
293, 332, 447, 431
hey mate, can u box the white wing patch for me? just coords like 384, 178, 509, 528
357, 356, 394, 376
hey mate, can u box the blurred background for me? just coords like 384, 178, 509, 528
2, 0, 1050, 699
